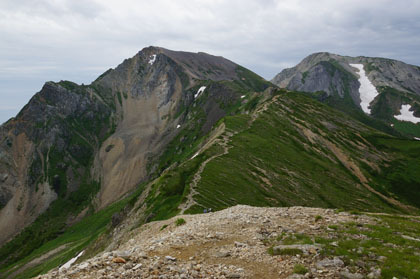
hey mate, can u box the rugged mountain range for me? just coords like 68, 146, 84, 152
272, 52, 420, 137
0, 48, 420, 279
0, 46, 269, 244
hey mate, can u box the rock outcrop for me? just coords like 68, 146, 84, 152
36, 205, 390, 279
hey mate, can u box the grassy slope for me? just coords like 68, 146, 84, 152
141, 69, 272, 222
0, 186, 143, 279
191, 91, 420, 214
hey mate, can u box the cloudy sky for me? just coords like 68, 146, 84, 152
1, 0, 420, 123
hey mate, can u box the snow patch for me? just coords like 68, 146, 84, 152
59, 251, 84, 271
350, 64, 379, 114
414, 137, 420, 141
194, 86, 206, 99
241, 95, 246, 99
148, 54, 157, 65
176, 124, 181, 129
394, 104, 420, 124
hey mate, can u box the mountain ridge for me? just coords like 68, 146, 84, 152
1, 47, 420, 279
271, 52, 420, 138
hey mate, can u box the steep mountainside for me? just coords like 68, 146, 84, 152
1, 49, 420, 279
0, 47, 271, 278
0, 46, 269, 247
271, 52, 420, 137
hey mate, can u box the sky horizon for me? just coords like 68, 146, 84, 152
1, 0, 420, 124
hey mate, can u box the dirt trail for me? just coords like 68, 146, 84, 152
179, 131, 232, 214
179, 95, 280, 214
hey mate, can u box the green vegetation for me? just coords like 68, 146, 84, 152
301, 71, 309, 84
293, 264, 308, 275
318, 214, 420, 279
234, 66, 271, 92
0, 184, 145, 279
365, 137, 420, 208
192, 91, 416, 213
116, 91, 123, 106
280, 233, 313, 245
268, 247, 303, 256
315, 215, 323, 222
175, 218, 186, 226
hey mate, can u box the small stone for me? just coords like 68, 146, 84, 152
112, 257, 126, 264
115, 250, 131, 260
133, 263, 143, 270
339, 271, 363, 279
215, 251, 231, 258
226, 273, 241, 278
234, 241, 247, 247
165, 255, 176, 261
315, 257, 344, 269
367, 268, 381, 279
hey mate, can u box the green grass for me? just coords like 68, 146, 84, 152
318, 214, 420, 279
293, 264, 308, 275
268, 247, 303, 256
193, 91, 411, 213
175, 218, 186, 226
0, 184, 145, 279
280, 233, 313, 245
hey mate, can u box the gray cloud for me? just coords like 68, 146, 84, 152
1, 0, 419, 123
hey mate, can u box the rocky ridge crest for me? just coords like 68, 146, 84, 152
36, 205, 392, 279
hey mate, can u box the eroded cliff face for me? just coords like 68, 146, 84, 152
0, 80, 115, 244
91, 46, 242, 208
0, 46, 246, 244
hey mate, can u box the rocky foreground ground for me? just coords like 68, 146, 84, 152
35, 206, 401, 279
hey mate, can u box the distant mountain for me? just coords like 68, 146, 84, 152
271, 52, 420, 137
1, 48, 420, 279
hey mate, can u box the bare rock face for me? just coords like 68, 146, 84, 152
0, 81, 113, 244
271, 52, 420, 125
0, 46, 249, 244
91, 46, 245, 208
272, 52, 420, 97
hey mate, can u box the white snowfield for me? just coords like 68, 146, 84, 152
194, 86, 206, 98
148, 54, 156, 65
415, 137, 420, 141
394, 104, 420, 124
59, 251, 84, 271
350, 64, 379, 114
